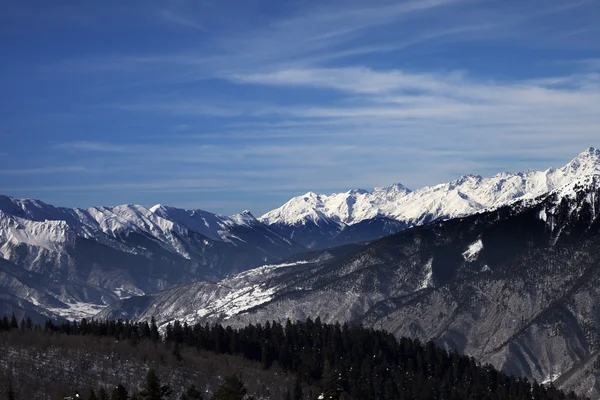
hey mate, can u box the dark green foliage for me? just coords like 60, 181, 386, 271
0, 315, 590, 400
7, 380, 15, 400
293, 377, 303, 400
111, 384, 129, 400
212, 375, 247, 400
9, 314, 18, 330
139, 369, 172, 400
161, 319, 587, 400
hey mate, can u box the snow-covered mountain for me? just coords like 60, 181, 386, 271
0, 197, 306, 320
261, 147, 600, 248
2, 147, 600, 321
102, 173, 600, 398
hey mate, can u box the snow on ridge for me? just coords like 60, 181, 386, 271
0, 210, 74, 252
260, 147, 600, 227
197, 260, 312, 319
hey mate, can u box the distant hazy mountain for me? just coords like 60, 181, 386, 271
261, 147, 600, 249
102, 173, 600, 397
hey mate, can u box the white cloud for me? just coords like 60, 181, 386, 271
52, 141, 135, 153
159, 10, 206, 31
0, 166, 88, 175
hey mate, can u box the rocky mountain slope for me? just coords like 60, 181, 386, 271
100, 173, 600, 397
0, 198, 306, 320
2, 147, 600, 328
262, 147, 600, 249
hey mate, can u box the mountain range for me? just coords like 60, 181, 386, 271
2, 147, 600, 396
261, 147, 600, 248
100, 171, 600, 397
1, 147, 599, 321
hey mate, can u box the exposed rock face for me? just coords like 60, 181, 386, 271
0, 197, 308, 320
101, 175, 600, 397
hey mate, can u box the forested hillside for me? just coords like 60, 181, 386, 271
0, 315, 587, 399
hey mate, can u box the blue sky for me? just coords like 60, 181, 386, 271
1, 0, 599, 215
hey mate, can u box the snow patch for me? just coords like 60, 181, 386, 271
418, 258, 434, 290
541, 372, 561, 385
463, 239, 483, 262
47, 301, 108, 321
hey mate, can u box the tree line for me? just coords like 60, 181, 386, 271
0, 313, 589, 399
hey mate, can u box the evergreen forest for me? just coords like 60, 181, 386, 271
0, 314, 588, 400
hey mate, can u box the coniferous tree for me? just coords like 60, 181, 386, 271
212, 375, 247, 400
7, 380, 15, 400
293, 377, 303, 400
9, 313, 18, 330
150, 318, 160, 343
139, 369, 172, 400
88, 388, 98, 400
111, 384, 129, 400
172, 342, 183, 361
99, 387, 109, 400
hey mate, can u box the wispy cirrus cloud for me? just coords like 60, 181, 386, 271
52, 141, 135, 153
3, 0, 600, 214
159, 10, 206, 32
0, 166, 88, 175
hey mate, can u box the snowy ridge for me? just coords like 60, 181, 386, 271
0, 197, 292, 261
0, 196, 307, 319
261, 147, 600, 227
149, 204, 250, 242
0, 211, 74, 252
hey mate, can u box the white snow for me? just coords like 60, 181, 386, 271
46, 301, 108, 321
0, 211, 74, 252
418, 258, 435, 290
261, 147, 600, 227
150, 205, 264, 243
541, 372, 561, 385
190, 260, 310, 320
463, 239, 484, 262
537, 209, 547, 222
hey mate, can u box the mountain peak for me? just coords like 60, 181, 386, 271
576, 146, 600, 161
230, 210, 258, 226
347, 188, 369, 195
260, 148, 600, 228
562, 147, 600, 176
149, 204, 165, 213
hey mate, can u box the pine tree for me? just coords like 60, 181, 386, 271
139, 369, 172, 400
150, 317, 160, 343
7, 380, 15, 400
293, 377, 303, 400
9, 313, 18, 330
111, 384, 129, 400
88, 388, 98, 400
172, 342, 183, 361
212, 375, 247, 400
99, 387, 109, 400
